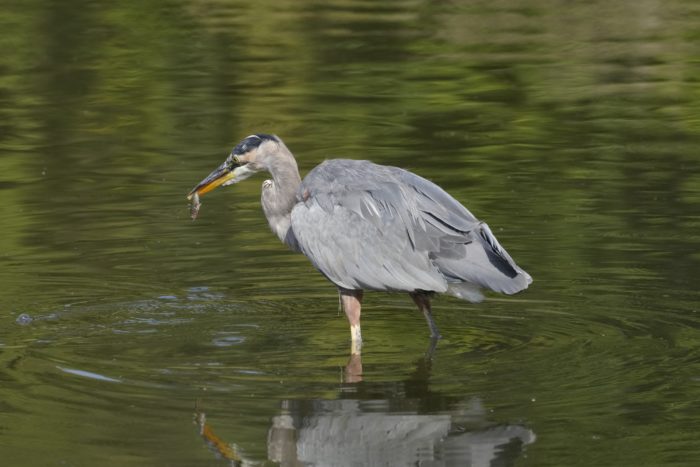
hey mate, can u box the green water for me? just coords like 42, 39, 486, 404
1, 0, 700, 465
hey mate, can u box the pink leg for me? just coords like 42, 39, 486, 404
410, 292, 442, 339
339, 288, 363, 354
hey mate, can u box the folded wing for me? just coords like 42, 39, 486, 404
290, 159, 531, 301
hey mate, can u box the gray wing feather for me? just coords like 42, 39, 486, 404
291, 159, 531, 299
291, 192, 448, 292
398, 169, 532, 293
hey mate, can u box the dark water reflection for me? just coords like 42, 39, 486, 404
196, 345, 535, 465
199, 390, 535, 466
2, 0, 700, 466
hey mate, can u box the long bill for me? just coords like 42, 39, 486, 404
187, 160, 237, 200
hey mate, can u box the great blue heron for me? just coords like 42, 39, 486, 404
188, 134, 531, 350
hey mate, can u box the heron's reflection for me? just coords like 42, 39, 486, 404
194, 409, 245, 466
195, 349, 535, 466
267, 396, 534, 467
345, 335, 439, 384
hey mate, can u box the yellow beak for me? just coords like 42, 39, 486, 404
187, 160, 237, 200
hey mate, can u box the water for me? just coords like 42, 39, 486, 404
1, 0, 700, 465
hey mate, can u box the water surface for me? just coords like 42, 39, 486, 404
1, 0, 700, 465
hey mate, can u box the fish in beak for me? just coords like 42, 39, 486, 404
187, 155, 258, 220
187, 157, 238, 200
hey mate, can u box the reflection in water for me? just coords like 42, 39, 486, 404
195, 351, 535, 466
196, 396, 534, 466
343, 337, 440, 384
343, 352, 363, 384
195, 408, 245, 466
268, 398, 535, 467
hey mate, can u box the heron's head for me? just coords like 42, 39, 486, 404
187, 133, 282, 200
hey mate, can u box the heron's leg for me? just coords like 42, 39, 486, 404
410, 292, 442, 340
339, 288, 363, 354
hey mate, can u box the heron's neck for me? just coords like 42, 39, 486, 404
269, 150, 302, 208
262, 149, 302, 250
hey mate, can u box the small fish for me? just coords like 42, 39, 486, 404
189, 191, 201, 220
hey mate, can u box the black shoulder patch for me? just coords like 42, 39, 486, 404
231, 134, 278, 155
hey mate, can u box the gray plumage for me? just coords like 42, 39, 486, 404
190, 134, 532, 344
291, 159, 531, 301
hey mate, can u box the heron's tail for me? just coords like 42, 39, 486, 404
435, 222, 531, 298
474, 222, 532, 294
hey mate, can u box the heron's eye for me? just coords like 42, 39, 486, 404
228, 155, 242, 168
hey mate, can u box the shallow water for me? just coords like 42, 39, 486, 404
2, 0, 700, 465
